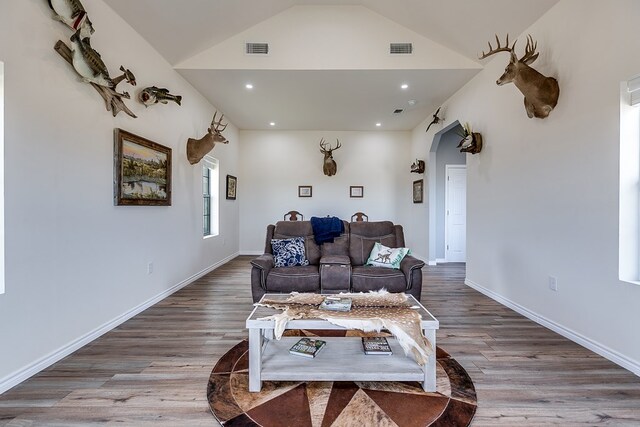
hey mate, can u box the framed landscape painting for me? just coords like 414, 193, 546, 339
114, 129, 172, 206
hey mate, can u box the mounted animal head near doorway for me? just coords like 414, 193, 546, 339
479, 34, 559, 119
319, 138, 341, 176
456, 122, 483, 154
186, 111, 229, 164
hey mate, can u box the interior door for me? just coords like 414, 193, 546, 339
445, 165, 466, 262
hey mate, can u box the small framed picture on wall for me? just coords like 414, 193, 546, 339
298, 185, 312, 197
226, 175, 237, 200
350, 186, 364, 198
413, 179, 423, 203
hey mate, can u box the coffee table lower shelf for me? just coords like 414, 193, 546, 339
258, 337, 426, 383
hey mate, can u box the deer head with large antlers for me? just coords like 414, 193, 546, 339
186, 112, 229, 165
480, 34, 559, 119
319, 138, 341, 176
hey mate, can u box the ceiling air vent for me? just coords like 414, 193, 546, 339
393, 109, 404, 114
246, 42, 269, 55
390, 43, 413, 54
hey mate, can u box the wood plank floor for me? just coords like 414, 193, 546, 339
1, 256, 639, 426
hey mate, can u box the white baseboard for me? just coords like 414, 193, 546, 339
0, 252, 239, 395
239, 250, 263, 256
465, 278, 640, 377
436, 258, 446, 264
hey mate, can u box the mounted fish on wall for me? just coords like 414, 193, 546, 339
48, 0, 138, 118
139, 86, 182, 107
48, 0, 94, 39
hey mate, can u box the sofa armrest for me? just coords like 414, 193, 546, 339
400, 255, 425, 289
251, 254, 274, 272
251, 254, 274, 290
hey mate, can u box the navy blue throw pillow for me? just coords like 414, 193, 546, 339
271, 237, 310, 267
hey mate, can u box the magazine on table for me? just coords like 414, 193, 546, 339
362, 337, 393, 355
319, 296, 352, 312
289, 338, 327, 358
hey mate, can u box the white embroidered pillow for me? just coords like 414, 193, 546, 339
366, 242, 410, 269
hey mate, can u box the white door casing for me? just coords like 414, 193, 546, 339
445, 165, 466, 262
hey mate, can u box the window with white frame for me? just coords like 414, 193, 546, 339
619, 75, 640, 284
203, 157, 219, 237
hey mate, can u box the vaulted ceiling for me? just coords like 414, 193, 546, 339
104, 0, 558, 130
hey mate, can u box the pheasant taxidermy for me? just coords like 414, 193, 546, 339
425, 107, 442, 132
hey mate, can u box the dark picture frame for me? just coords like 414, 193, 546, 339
114, 129, 171, 206
298, 185, 312, 197
413, 179, 424, 203
226, 175, 237, 200
350, 185, 364, 198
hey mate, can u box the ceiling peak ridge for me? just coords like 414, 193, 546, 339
174, 4, 480, 71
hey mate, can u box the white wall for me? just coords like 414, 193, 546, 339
239, 130, 418, 254
411, 0, 640, 373
0, 0, 240, 391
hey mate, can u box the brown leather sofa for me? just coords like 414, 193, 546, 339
250, 220, 424, 302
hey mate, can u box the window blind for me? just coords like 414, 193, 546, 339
627, 74, 640, 105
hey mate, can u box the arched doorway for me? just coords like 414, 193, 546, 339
428, 121, 467, 264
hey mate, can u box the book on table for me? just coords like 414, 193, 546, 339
289, 338, 327, 358
319, 296, 352, 312
362, 337, 393, 355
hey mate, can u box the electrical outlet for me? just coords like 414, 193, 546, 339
147, 262, 153, 275
548, 276, 558, 291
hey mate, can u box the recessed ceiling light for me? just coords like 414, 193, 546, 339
376, 123, 382, 127
401, 84, 409, 90
245, 83, 254, 89
269, 122, 276, 126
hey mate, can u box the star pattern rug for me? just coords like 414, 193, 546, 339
207, 330, 476, 426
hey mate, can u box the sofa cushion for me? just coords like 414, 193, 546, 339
273, 221, 321, 265
271, 237, 309, 267
351, 266, 407, 293
349, 222, 399, 266
321, 234, 349, 257
266, 265, 320, 293
366, 242, 410, 269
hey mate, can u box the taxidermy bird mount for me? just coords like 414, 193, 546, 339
410, 159, 425, 174
48, 0, 95, 39
425, 107, 443, 132
456, 123, 483, 154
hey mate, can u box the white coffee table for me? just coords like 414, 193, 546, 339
245, 293, 439, 392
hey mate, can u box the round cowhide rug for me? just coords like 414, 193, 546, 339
207, 330, 477, 426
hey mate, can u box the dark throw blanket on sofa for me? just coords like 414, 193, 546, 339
310, 216, 344, 244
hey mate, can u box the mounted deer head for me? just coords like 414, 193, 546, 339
319, 138, 341, 176
186, 111, 229, 165
480, 34, 559, 119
